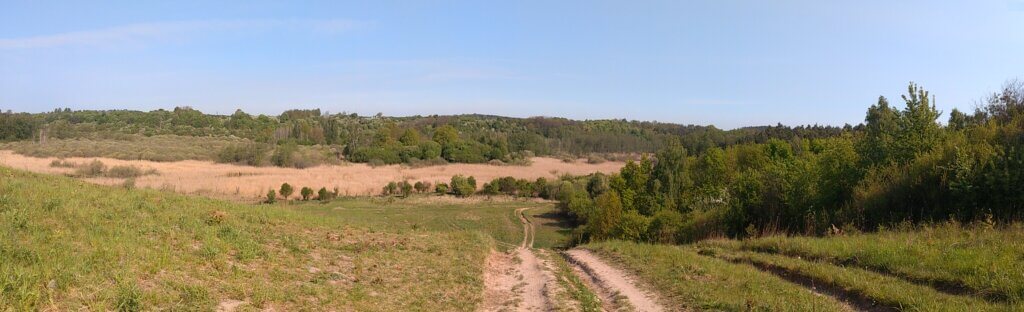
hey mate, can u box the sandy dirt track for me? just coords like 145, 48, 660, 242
0, 150, 623, 201
564, 249, 665, 312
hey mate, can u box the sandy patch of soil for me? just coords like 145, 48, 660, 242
0, 150, 623, 201
564, 249, 665, 312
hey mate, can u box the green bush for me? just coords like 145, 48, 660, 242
300, 187, 314, 200
450, 175, 476, 197
435, 183, 450, 194
74, 160, 107, 177
279, 183, 293, 200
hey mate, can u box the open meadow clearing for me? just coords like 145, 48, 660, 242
0, 150, 623, 201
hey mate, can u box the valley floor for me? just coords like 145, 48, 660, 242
0, 150, 624, 201
2, 165, 1020, 311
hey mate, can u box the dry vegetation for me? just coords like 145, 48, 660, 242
0, 150, 623, 201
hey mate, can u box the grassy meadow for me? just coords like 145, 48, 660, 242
580, 223, 1024, 311
0, 165, 555, 311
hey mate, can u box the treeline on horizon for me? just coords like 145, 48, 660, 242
551, 81, 1024, 243
0, 105, 844, 167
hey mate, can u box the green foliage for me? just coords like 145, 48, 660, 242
449, 175, 476, 197
300, 187, 314, 200
317, 187, 330, 201
559, 81, 1024, 243
383, 181, 398, 196
434, 183, 449, 194
217, 143, 269, 166
399, 181, 413, 197
265, 189, 276, 203
279, 183, 293, 200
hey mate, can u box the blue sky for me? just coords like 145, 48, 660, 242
1, 1, 1022, 129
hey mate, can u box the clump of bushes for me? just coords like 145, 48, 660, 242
217, 143, 269, 166
49, 159, 77, 168
73, 160, 107, 177
67, 160, 158, 178
273, 182, 339, 202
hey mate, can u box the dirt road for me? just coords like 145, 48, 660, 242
563, 249, 665, 312
481, 207, 666, 312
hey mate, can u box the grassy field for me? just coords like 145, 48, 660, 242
581, 223, 1024, 311
0, 135, 248, 162
0, 166, 554, 311
705, 223, 1024, 303
582, 241, 852, 311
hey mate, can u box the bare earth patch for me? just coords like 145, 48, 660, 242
564, 249, 666, 312
0, 150, 623, 201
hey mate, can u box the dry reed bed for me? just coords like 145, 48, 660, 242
0, 150, 623, 201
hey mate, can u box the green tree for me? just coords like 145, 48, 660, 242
590, 190, 624, 240
279, 183, 294, 200
399, 128, 422, 145
450, 175, 476, 197
265, 189, 277, 204
893, 82, 942, 163
399, 181, 413, 197
300, 187, 314, 200
859, 96, 899, 166
383, 181, 398, 195
317, 187, 330, 201
432, 125, 460, 145
435, 183, 450, 194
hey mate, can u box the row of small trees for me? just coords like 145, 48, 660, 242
381, 175, 479, 197
380, 174, 585, 199
265, 183, 338, 203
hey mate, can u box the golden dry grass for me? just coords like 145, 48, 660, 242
0, 150, 623, 201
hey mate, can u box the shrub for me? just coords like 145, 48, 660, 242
271, 142, 298, 167
450, 175, 476, 197
217, 143, 268, 166
300, 187, 314, 200
74, 160, 107, 177
265, 190, 277, 203
435, 183, 450, 194
317, 187, 330, 201
383, 181, 398, 195
121, 177, 136, 189
49, 159, 76, 168
413, 181, 431, 193
399, 181, 413, 197
279, 183, 294, 200
106, 165, 146, 178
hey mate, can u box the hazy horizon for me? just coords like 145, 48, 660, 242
3, 1, 1023, 128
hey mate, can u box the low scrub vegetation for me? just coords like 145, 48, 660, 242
65, 160, 158, 178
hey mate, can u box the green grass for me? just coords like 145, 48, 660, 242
539, 249, 602, 312
698, 243, 1016, 311
2, 135, 248, 162
582, 241, 853, 311
716, 223, 1024, 303
525, 205, 576, 249
0, 166, 544, 311
291, 197, 549, 250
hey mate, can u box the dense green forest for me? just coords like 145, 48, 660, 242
552, 81, 1024, 241
1, 106, 844, 166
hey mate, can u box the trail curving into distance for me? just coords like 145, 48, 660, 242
482, 206, 667, 312
480, 208, 553, 311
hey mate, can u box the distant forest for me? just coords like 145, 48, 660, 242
0, 104, 845, 166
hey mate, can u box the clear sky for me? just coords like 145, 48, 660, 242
1, 1, 1022, 129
